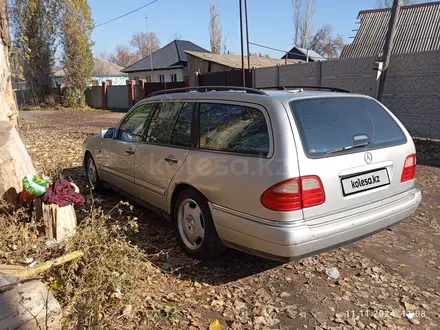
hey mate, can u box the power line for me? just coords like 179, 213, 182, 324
249, 42, 296, 55
94, 0, 159, 28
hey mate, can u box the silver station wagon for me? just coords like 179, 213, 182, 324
83, 86, 422, 261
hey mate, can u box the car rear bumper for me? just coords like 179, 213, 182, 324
210, 188, 422, 261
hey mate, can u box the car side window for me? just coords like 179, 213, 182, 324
118, 103, 155, 142
146, 102, 182, 145
170, 103, 193, 148
199, 103, 270, 156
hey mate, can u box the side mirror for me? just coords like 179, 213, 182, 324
101, 127, 116, 139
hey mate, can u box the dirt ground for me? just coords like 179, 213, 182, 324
18, 109, 440, 329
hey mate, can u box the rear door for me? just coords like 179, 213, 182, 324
288, 96, 415, 221
134, 101, 193, 211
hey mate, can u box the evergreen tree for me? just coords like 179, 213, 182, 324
9, 0, 59, 104
60, 0, 94, 107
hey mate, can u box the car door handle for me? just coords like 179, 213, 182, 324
125, 149, 135, 155
164, 155, 178, 164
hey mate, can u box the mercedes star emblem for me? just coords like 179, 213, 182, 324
364, 152, 373, 164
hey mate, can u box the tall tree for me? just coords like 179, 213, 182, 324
9, 0, 60, 104
308, 24, 344, 58
130, 31, 160, 58
0, 0, 35, 201
299, 0, 314, 48
209, 0, 222, 54
60, 0, 94, 107
376, 0, 416, 7
292, 0, 315, 48
293, 0, 302, 47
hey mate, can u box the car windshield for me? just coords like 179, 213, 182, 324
289, 97, 407, 157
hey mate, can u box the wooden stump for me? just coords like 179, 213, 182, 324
0, 280, 62, 330
43, 203, 77, 242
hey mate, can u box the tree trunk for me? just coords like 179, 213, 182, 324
0, 0, 35, 202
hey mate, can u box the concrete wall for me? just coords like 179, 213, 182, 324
381, 50, 440, 139
254, 51, 440, 139
320, 57, 378, 97
128, 68, 184, 83
255, 57, 378, 96
107, 85, 129, 109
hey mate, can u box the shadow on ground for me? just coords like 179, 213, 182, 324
415, 139, 440, 168
62, 166, 281, 285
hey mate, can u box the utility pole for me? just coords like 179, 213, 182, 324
377, 0, 401, 101
327, 37, 331, 59
239, 0, 245, 87
244, 0, 251, 71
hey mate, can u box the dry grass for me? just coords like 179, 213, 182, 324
53, 201, 159, 329
0, 198, 164, 329
0, 201, 49, 266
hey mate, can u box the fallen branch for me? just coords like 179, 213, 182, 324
13, 250, 84, 278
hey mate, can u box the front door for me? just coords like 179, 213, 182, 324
135, 102, 194, 211
97, 103, 155, 194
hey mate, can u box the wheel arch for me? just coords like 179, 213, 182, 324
169, 183, 206, 216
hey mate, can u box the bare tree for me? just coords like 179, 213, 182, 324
221, 33, 229, 54
300, 0, 315, 48
292, 0, 315, 48
97, 51, 112, 62
108, 45, 140, 68
169, 32, 182, 41
308, 24, 344, 58
209, 0, 222, 54
376, 0, 417, 7
293, 0, 302, 46
130, 31, 160, 58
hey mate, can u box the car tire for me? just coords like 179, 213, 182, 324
173, 188, 226, 261
85, 153, 104, 193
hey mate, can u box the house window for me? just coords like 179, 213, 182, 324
159, 74, 165, 83
171, 74, 177, 82
146, 76, 152, 82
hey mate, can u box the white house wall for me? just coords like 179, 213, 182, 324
93, 76, 127, 86
128, 68, 184, 82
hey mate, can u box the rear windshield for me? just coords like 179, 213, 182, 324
289, 97, 407, 157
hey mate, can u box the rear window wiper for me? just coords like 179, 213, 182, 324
324, 141, 370, 155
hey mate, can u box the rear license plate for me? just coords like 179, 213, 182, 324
341, 168, 390, 196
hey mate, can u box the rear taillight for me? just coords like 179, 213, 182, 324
260, 176, 325, 212
401, 154, 416, 182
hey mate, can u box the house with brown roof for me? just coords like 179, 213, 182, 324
185, 51, 302, 75
341, 1, 440, 59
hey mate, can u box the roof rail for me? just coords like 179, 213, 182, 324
262, 85, 351, 93
147, 86, 268, 98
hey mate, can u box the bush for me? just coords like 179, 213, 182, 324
64, 88, 86, 108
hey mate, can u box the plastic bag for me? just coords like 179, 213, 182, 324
22, 174, 50, 200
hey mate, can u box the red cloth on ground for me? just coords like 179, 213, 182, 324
42, 178, 85, 207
